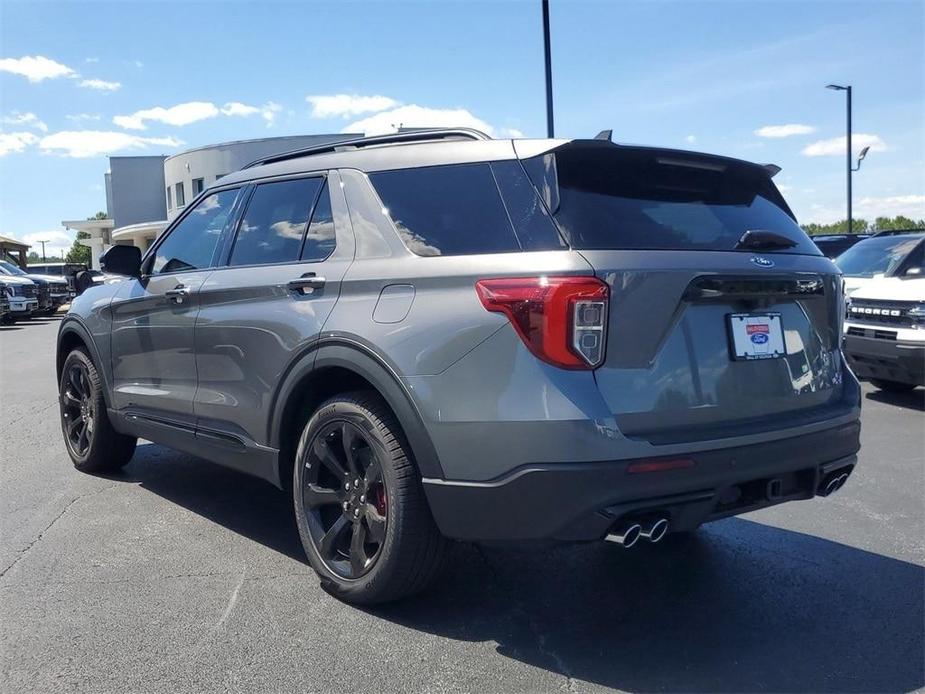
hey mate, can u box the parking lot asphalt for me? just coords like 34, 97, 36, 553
1, 314, 923, 693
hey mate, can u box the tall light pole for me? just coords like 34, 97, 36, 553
826, 84, 853, 232
37, 239, 49, 263
542, 0, 555, 138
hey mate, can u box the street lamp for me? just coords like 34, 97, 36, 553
825, 83, 857, 233
37, 239, 49, 263
542, 0, 554, 138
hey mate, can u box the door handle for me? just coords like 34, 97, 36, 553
287, 274, 326, 295
165, 285, 189, 304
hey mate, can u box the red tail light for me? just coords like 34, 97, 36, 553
475, 276, 608, 369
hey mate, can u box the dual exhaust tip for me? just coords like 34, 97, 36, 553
820, 471, 850, 497
605, 517, 669, 548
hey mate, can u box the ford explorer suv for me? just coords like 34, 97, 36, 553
57, 129, 862, 604
843, 237, 924, 392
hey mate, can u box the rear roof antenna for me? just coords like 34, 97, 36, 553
594, 129, 613, 141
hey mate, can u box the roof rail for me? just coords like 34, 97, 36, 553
242, 128, 492, 169
872, 228, 925, 237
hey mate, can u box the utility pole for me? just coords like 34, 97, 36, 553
542, 0, 555, 138
37, 239, 49, 263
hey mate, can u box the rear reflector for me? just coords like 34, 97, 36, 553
626, 458, 696, 474
475, 276, 608, 369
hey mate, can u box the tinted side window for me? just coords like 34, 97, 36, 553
229, 177, 323, 267
151, 188, 239, 275
301, 181, 336, 262
370, 163, 521, 256
490, 161, 565, 251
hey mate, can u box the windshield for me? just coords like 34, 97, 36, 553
521, 143, 819, 254
0, 260, 27, 276
834, 236, 923, 277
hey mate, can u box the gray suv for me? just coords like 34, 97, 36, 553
57, 129, 861, 604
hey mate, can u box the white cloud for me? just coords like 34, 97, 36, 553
133, 60, 144, 68
2, 111, 47, 132
66, 113, 101, 122
344, 104, 496, 137
0, 132, 39, 156
79, 78, 121, 91
856, 194, 925, 221
114, 101, 219, 130
221, 102, 261, 117
801, 133, 887, 157
307, 94, 400, 118
503, 128, 525, 139
755, 124, 816, 138
221, 101, 282, 126
776, 183, 793, 194
85, 57, 99, 64
39, 130, 184, 158
22, 230, 75, 257
685, 134, 697, 144
0, 55, 75, 82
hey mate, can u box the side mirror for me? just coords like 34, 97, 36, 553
100, 245, 142, 278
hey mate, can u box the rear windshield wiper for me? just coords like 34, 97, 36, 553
736, 229, 797, 251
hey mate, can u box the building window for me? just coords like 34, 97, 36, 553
215, 174, 226, 181
166, 186, 172, 209
193, 178, 205, 195
175, 182, 186, 208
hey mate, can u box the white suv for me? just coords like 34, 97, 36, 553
843, 235, 925, 391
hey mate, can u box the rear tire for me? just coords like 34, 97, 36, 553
59, 348, 137, 473
293, 391, 447, 604
870, 378, 917, 393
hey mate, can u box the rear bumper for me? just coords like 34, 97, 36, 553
844, 334, 925, 385
423, 421, 861, 542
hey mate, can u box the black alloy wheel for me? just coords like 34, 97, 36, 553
61, 360, 96, 458
299, 420, 389, 579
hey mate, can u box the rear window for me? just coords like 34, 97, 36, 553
521, 143, 818, 254
369, 162, 564, 256
835, 236, 924, 277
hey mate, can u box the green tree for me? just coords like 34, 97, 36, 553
873, 215, 924, 231
26, 251, 42, 263
804, 215, 925, 235
63, 211, 108, 265
803, 219, 871, 235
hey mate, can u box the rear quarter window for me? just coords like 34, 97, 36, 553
369, 162, 564, 257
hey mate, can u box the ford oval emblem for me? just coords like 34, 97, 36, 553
750, 256, 775, 268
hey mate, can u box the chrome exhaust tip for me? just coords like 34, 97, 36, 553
822, 472, 849, 496
640, 517, 670, 543
605, 523, 642, 548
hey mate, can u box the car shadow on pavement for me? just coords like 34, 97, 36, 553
120, 443, 923, 693
865, 386, 924, 412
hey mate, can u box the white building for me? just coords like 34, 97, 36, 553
64, 134, 356, 269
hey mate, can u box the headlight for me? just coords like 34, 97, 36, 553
908, 303, 925, 325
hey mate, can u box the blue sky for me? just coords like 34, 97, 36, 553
1, 0, 923, 256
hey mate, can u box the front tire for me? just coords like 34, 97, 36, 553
293, 391, 447, 604
870, 378, 917, 393
59, 348, 137, 473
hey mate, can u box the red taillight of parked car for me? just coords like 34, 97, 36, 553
475, 276, 608, 369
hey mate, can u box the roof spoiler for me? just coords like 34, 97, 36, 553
763, 164, 782, 178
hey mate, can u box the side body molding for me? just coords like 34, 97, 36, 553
269, 338, 446, 483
